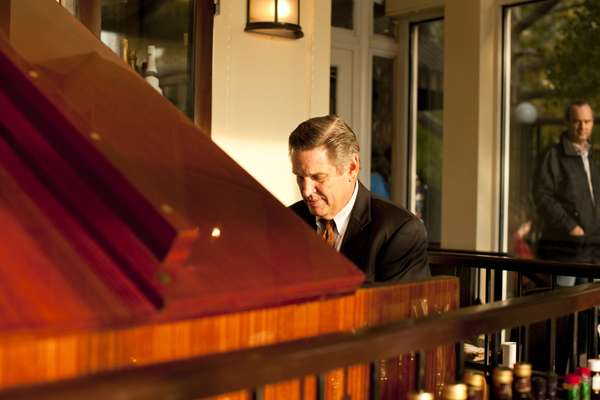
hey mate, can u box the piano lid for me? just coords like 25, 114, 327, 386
0, 0, 364, 330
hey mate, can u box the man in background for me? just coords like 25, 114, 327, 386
288, 115, 430, 283
534, 100, 600, 280
533, 100, 600, 373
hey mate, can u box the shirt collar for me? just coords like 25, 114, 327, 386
572, 141, 590, 156
562, 132, 591, 156
333, 181, 359, 232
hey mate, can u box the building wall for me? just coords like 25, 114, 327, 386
440, 0, 500, 251
211, 0, 331, 206
389, 0, 505, 251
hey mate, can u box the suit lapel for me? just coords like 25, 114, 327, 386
341, 182, 371, 254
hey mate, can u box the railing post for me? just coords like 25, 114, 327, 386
549, 318, 557, 372
522, 325, 529, 362
572, 311, 579, 371
416, 351, 426, 391
369, 362, 379, 400
252, 387, 264, 400
484, 268, 492, 368
593, 306, 599, 358
455, 341, 464, 381
317, 373, 326, 400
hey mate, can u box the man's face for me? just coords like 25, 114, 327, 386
291, 146, 359, 220
567, 104, 594, 145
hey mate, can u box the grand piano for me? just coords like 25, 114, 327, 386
0, 1, 458, 398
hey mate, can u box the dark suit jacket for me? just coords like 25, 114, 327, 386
290, 182, 430, 283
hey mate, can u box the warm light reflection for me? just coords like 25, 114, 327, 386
278, 0, 291, 19
250, 0, 296, 23
161, 204, 174, 214
250, 0, 275, 21
211, 227, 221, 238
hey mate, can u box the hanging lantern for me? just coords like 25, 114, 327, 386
245, 0, 303, 39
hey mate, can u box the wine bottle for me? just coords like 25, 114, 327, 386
144, 45, 163, 95
492, 367, 513, 400
577, 367, 591, 400
408, 391, 434, 400
464, 370, 485, 400
532, 376, 547, 400
563, 373, 581, 400
443, 383, 468, 400
589, 359, 600, 400
513, 363, 534, 399
547, 371, 558, 400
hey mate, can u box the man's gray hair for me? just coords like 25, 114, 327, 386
288, 115, 360, 168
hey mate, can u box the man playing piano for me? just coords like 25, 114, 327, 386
289, 115, 430, 283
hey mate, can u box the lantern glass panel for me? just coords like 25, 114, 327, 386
249, 0, 276, 23
277, 0, 298, 24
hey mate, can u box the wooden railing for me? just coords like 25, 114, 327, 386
428, 250, 600, 373
429, 249, 600, 305
429, 249, 600, 277
2, 252, 600, 399
2, 276, 600, 399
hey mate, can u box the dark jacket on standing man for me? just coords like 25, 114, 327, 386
534, 132, 600, 262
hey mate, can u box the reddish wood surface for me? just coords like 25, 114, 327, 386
0, 3, 456, 399
346, 277, 458, 399
0, 277, 458, 400
0, 135, 154, 334
0, 0, 364, 322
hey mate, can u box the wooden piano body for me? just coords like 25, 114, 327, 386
0, 1, 458, 398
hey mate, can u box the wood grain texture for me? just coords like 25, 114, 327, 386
10, 277, 600, 400
0, 278, 458, 400
350, 278, 459, 399
0, 0, 364, 321
0, 296, 340, 389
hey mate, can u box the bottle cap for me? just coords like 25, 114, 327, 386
513, 362, 532, 377
463, 371, 485, 388
589, 358, 600, 372
408, 391, 434, 400
565, 373, 581, 385
493, 367, 513, 384
443, 384, 467, 400
577, 367, 591, 377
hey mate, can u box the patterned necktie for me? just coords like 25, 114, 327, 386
320, 219, 336, 248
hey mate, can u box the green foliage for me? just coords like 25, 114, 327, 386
546, 0, 600, 106
416, 115, 442, 189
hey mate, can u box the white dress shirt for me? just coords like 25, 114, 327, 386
315, 182, 359, 251
573, 142, 595, 204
